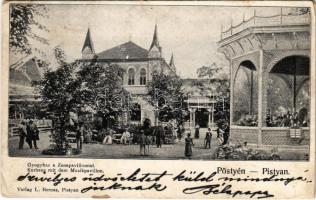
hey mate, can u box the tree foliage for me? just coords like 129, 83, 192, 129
196, 62, 230, 122
197, 62, 221, 79
34, 47, 130, 148
33, 47, 80, 150
76, 60, 130, 118
10, 4, 49, 54
147, 71, 185, 124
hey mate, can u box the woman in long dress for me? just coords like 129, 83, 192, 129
185, 133, 194, 159
194, 124, 200, 139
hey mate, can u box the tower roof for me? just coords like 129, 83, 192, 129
169, 53, 175, 67
149, 24, 161, 51
81, 28, 95, 53
169, 53, 176, 72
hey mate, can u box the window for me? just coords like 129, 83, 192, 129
140, 68, 147, 85
128, 68, 135, 85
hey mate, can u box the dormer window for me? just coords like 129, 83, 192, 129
140, 68, 146, 85
128, 68, 135, 85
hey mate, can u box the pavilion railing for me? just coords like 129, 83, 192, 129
221, 10, 310, 40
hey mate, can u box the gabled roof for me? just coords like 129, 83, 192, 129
10, 57, 43, 84
97, 41, 149, 60
10, 55, 34, 70
81, 28, 95, 53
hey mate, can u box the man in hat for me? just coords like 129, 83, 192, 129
18, 120, 27, 149
26, 120, 39, 149
154, 121, 165, 148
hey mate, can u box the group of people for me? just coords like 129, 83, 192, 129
184, 122, 230, 159
101, 127, 133, 145
237, 115, 258, 127
266, 109, 308, 128
18, 119, 40, 149
138, 121, 166, 156
70, 118, 230, 159
236, 107, 309, 128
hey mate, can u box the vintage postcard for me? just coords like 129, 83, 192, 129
1, 1, 315, 199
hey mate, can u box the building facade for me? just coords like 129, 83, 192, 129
218, 10, 310, 147
79, 25, 176, 125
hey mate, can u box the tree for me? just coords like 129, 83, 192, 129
197, 62, 221, 80
10, 4, 49, 55
196, 62, 230, 122
76, 60, 130, 128
33, 47, 80, 152
146, 71, 185, 125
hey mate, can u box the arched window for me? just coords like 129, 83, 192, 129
140, 68, 147, 85
128, 68, 135, 85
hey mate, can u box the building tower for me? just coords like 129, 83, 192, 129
81, 28, 95, 59
169, 53, 176, 73
148, 24, 162, 58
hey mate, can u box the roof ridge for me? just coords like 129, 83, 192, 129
96, 40, 149, 60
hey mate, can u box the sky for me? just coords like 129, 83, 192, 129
17, 4, 290, 78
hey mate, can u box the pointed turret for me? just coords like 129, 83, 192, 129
169, 53, 176, 72
148, 24, 162, 58
81, 28, 95, 59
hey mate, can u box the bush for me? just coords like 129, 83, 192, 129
42, 142, 81, 156
215, 142, 281, 160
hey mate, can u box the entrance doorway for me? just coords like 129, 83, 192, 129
195, 108, 209, 128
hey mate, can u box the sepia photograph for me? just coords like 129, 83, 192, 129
8, 3, 311, 161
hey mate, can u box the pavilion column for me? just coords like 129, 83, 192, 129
124, 111, 128, 126
257, 50, 264, 147
14, 109, 17, 120
189, 109, 193, 128
230, 61, 235, 126
211, 106, 214, 124
192, 108, 196, 128
207, 108, 212, 127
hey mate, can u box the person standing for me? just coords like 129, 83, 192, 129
216, 125, 223, 144
26, 120, 39, 149
155, 122, 165, 148
194, 124, 200, 139
84, 125, 92, 144
185, 133, 194, 159
177, 124, 183, 141
144, 119, 152, 154
204, 127, 212, 149
222, 123, 230, 145
76, 122, 84, 150
139, 130, 147, 156
18, 120, 27, 149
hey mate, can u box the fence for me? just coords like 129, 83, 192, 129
8, 118, 52, 137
